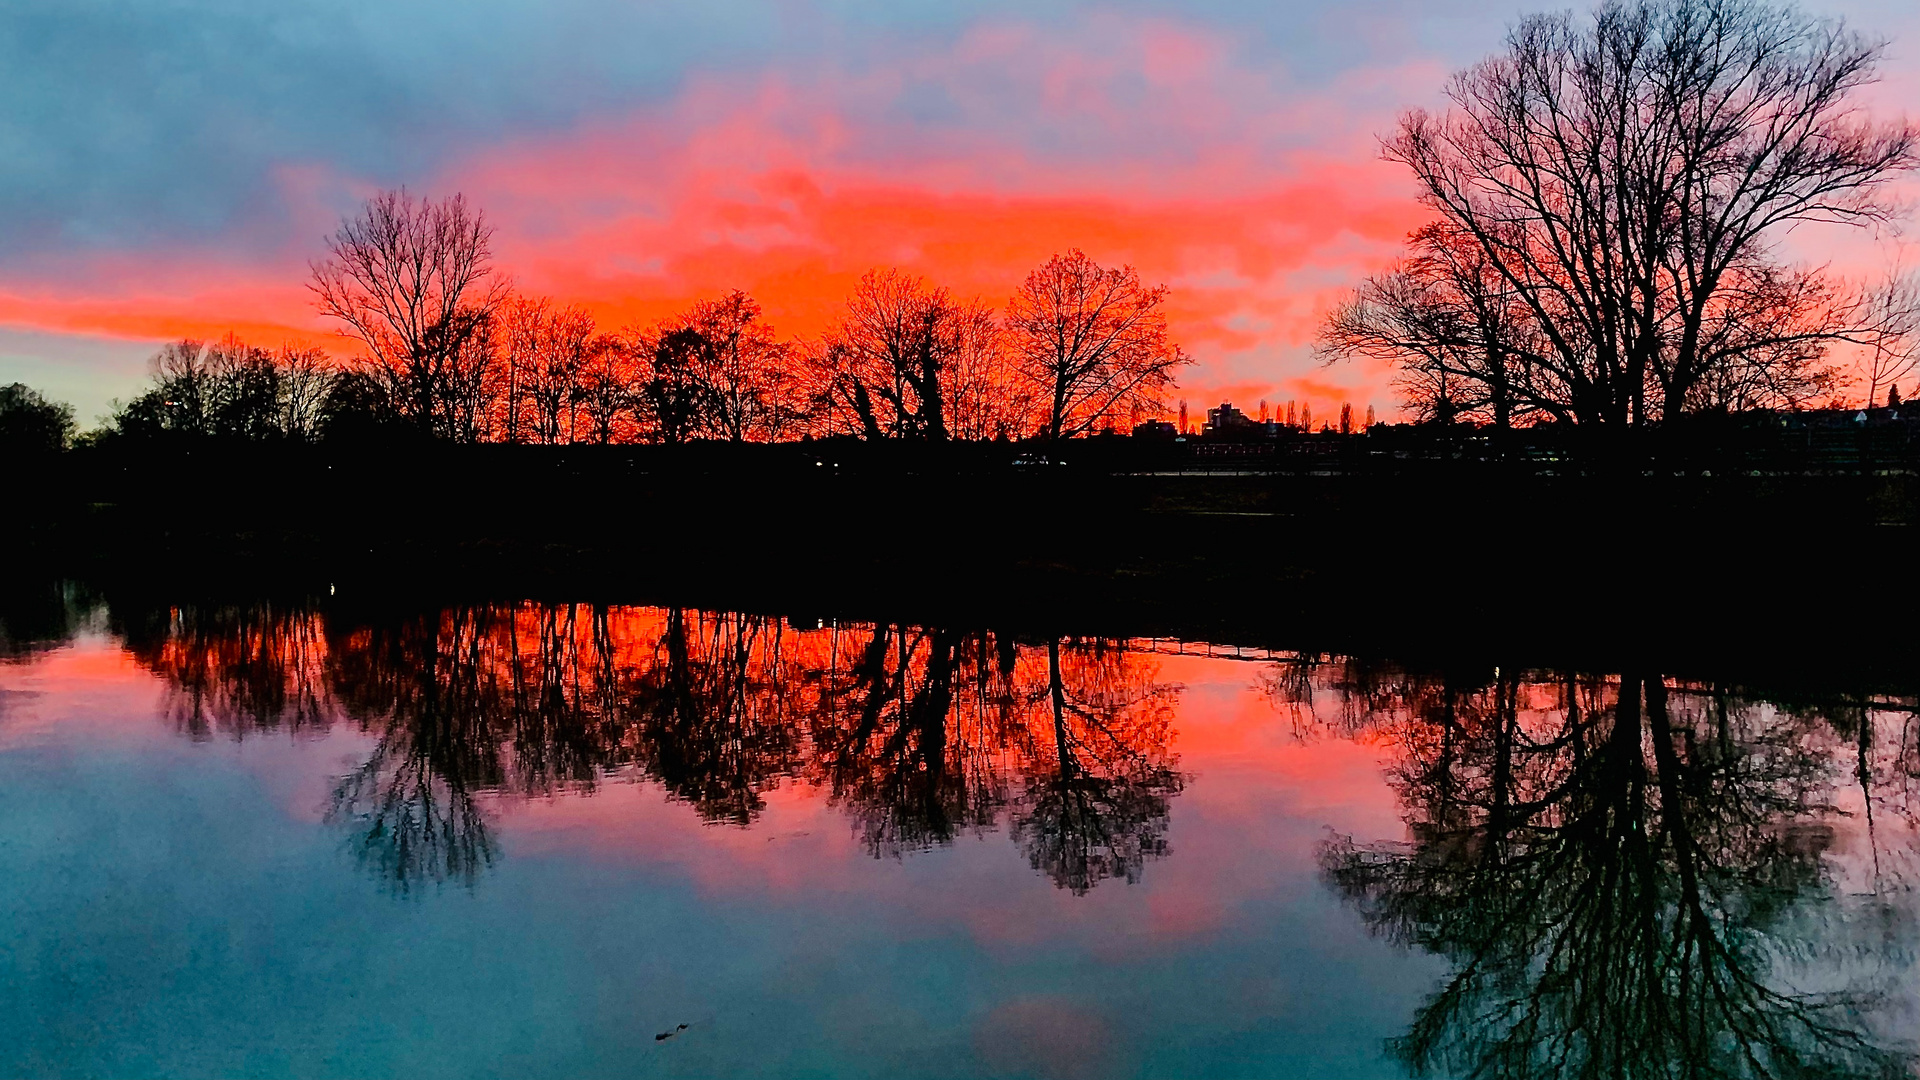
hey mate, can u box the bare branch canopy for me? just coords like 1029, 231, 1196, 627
1321, 0, 1920, 426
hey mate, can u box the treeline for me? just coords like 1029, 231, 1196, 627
29, 0, 1920, 456
83, 190, 1191, 448
109, 338, 336, 441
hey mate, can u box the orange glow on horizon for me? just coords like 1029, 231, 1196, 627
4, 9, 1916, 421
0, 156, 1422, 417
0, 24, 1431, 420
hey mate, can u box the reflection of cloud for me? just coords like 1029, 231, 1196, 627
973, 997, 1115, 1080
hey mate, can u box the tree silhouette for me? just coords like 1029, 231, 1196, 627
1322, 223, 1540, 428
309, 189, 509, 437
675, 290, 798, 442
110, 336, 339, 442
575, 331, 643, 444
1007, 250, 1190, 441
645, 326, 723, 445
0, 383, 74, 456
1323, 0, 1919, 427
500, 299, 598, 445
810, 268, 1017, 441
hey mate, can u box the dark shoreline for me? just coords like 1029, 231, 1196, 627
9, 438, 1920, 696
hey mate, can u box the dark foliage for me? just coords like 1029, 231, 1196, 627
0, 382, 74, 456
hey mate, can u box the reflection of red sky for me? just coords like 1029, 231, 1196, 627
7, 638, 1382, 953
3, 608, 1410, 952
0, 638, 375, 821
0, 15, 1433, 419
0, 638, 157, 746
25, 622, 1917, 962
498, 650, 1404, 952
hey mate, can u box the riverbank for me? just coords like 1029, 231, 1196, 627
7, 439, 1917, 695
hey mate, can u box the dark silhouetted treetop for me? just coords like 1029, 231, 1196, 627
108, 336, 337, 442
309, 189, 509, 440
0, 383, 75, 456
1008, 249, 1190, 440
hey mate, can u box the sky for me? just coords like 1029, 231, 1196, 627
2, 0, 1917, 426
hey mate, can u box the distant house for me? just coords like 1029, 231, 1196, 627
1203, 402, 1257, 437
1200, 402, 1288, 441
1782, 406, 1917, 431
1132, 419, 1178, 439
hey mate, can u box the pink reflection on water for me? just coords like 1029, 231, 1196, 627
496, 646, 1407, 952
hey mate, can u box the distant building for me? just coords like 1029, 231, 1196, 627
1203, 401, 1257, 437
1132, 419, 1178, 439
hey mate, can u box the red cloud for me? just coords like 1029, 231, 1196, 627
0, 15, 1440, 420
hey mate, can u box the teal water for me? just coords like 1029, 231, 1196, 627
1, 601, 1914, 1078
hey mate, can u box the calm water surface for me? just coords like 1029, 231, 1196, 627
2, 597, 1916, 1078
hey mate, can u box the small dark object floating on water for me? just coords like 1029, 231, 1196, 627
655, 1024, 689, 1042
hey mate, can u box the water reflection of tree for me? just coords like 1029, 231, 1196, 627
628, 608, 801, 825
117, 601, 331, 738
1013, 640, 1185, 895
0, 579, 88, 664
321, 608, 519, 891
796, 628, 1185, 891
1286, 664, 1918, 1079
806, 625, 1023, 856
120, 600, 1186, 894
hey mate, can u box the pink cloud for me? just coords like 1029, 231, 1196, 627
0, 13, 1452, 419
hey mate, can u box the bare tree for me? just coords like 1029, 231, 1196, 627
678, 290, 794, 442
942, 300, 1034, 440
506, 300, 595, 445
124, 336, 259, 438
575, 331, 644, 444
1323, 223, 1543, 427
496, 294, 544, 444
435, 308, 502, 443
1333, 0, 1920, 427
308, 189, 508, 437
1006, 250, 1190, 441
807, 272, 1043, 441
201, 336, 289, 439
1856, 271, 1920, 408
817, 269, 965, 440
276, 344, 337, 439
